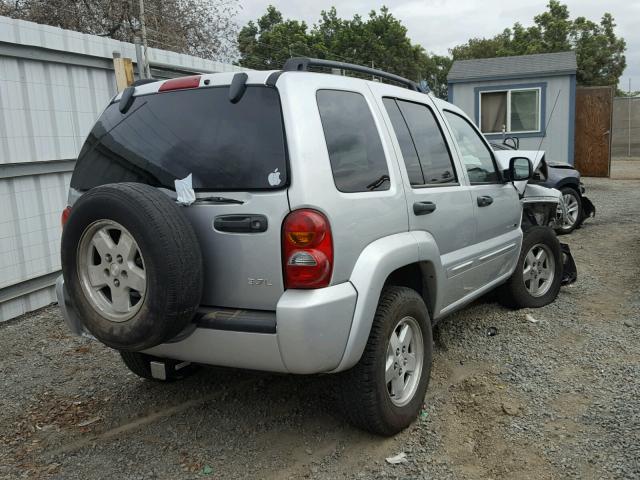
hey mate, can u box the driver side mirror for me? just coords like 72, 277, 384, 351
508, 156, 533, 181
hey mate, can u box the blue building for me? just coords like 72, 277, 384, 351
447, 51, 577, 164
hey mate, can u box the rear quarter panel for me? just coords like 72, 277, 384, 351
276, 72, 409, 284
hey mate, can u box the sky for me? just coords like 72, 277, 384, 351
235, 0, 640, 91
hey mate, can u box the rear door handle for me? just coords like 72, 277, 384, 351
214, 215, 268, 233
413, 201, 437, 215
477, 196, 493, 207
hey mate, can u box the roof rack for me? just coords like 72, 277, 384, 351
282, 57, 428, 94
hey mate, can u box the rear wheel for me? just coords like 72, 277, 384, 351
120, 352, 200, 381
555, 187, 583, 234
337, 286, 432, 436
500, 226, 562, 308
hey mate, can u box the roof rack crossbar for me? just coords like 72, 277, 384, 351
283, 57, 427, 93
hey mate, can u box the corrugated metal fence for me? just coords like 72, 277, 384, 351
612, 96, 640, 158
0, 16, 247, 321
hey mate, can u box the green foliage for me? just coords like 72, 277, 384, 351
0, 0, 240, 60
237, 5, 450, 97
451, 1, 626, 86
238, 2, 625, 94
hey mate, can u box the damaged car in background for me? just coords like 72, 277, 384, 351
492, 139, 595, 234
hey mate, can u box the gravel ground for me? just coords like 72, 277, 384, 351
1, 174, 639, 480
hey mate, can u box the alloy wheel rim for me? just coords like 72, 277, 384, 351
77, 220, 147, 322
559, 193, 579, 229
522, 243, 555, 297
385, 316, 424, 407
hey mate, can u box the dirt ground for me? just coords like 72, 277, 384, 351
611, 157, 640, 179
1, 171, 639, 480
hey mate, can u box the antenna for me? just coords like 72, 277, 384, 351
536, 89, 562, 155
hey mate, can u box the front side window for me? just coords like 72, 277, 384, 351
444, 111, 500, 184
480, 88, 540, 134
383, 98, 456, 186
317, 90, 389, 192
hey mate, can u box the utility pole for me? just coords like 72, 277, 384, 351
139, 0, 151, 78
134, 37, 145, 79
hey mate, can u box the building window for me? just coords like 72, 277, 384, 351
479, 88, 540, 134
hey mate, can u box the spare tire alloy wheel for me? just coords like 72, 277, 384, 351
386, 316, 424, 407
61, 183, 203, 352
522, 243, 555, 298
77, 220, 146, 322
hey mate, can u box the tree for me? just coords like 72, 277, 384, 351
237, 6, 313, 70
237, 6, 449, 97
0, 0, 240, 61
451, 1, 626, 87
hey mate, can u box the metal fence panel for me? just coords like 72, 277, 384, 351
612, 97, 640, 158
0, 16, 250, 321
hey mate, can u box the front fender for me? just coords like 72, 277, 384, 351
332, 231, 443, 372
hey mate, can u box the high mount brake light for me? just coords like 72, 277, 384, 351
158, 75, 201, 92
282, 209, 333, 289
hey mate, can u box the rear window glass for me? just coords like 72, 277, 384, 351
71, 86, 287, 191
316, 90, 389, 193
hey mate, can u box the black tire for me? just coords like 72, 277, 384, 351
120, 351, 200, 381
337, 286, 433, 436
499, 226, 562, 308
555, 186, 583, 234
61, 183, 203, 351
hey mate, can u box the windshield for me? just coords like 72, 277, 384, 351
71, 86, 287, 191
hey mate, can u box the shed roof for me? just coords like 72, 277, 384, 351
448, 51, 577, 83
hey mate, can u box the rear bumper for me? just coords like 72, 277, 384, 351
56, 277, 358, 374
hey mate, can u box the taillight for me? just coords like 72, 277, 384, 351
158, 75, 201, 92
61, 206, 71, 228
282, 209, 333, 289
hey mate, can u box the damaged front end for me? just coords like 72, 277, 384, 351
581, 193, 597, 220
494, 150, 578, 286
520, 184, 577, 287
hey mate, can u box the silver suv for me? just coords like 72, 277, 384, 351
58, 58, 564, 435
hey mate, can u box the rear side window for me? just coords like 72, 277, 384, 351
317, 90, 389, 192
383, 98, 456, 186
71, 86, 287, 191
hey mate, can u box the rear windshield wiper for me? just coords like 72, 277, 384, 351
366, 175, 390, 191
194, 196, 244, 205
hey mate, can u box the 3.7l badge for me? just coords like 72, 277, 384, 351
248, 278, 273, 286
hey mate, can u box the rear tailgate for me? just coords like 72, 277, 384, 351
181, 191, 289, 310
70, 80, 290, 310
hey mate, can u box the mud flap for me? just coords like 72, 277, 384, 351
560, 243, 577, 285
581, 196, 596, 220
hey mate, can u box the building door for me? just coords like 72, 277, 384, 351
574, 86, 613, 177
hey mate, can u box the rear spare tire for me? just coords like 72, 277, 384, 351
61, 183, 203, 351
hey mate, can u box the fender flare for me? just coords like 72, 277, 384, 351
333, 231, 444, 372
